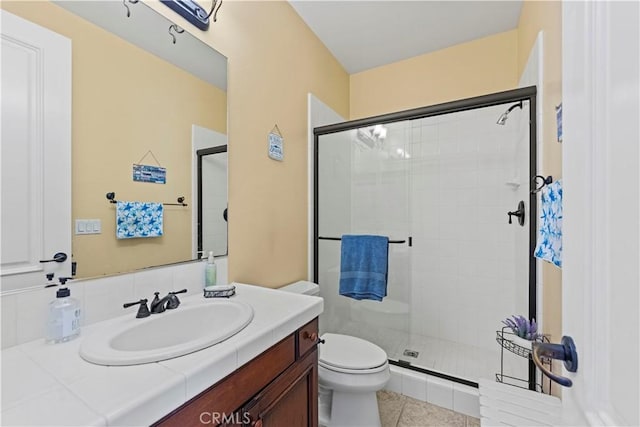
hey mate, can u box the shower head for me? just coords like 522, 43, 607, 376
496, 101, 523, 125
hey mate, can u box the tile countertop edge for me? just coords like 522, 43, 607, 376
1, 283, 324, 426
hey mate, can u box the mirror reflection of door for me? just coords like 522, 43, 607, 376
198, 146, 228, 257
1, 11, 72, 291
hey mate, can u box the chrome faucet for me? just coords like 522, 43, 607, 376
150, 289, 187, 314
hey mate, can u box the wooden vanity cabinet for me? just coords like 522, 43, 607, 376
153, 318, 319, 427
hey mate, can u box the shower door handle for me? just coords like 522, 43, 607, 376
507, 201, 525, 226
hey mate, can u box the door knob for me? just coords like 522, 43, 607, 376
39, 252, 67, 263
532, 335, 578, 387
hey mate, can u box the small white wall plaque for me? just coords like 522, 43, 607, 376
268, 125, 284, 161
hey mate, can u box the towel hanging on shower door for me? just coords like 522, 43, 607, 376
534, 180, 563, 268
339, 234, 389, 301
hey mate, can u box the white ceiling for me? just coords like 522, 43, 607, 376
289, 1, 523, 74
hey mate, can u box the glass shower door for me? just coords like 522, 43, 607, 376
315, 91, 536, 386
316, 121, 412, 362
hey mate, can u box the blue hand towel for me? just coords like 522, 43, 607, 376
116, 201, 164, 239
339, 235, 389, 301
534, 180, 562, 268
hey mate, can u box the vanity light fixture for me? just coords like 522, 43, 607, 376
204, 0, 223, 24
161, 0, 223, 31
122, 0, 139, 18
168, 24, 185, 44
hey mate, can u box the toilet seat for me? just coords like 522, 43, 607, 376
319, 333, 388, 374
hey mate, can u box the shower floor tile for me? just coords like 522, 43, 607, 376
331, 320, 528, 384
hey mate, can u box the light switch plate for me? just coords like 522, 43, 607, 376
75, 219, 101, 235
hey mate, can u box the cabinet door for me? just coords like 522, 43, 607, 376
243, 349, 318, 427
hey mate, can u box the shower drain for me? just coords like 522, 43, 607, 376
402, 349, 419, 358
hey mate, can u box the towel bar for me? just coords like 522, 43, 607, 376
318, 236, 406, 244
106, 192, 188, 207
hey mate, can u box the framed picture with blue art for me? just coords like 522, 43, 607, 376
133, 164, 166, 184
132, 150, 166, 183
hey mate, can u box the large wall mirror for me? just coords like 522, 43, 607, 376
1, 0, 227, 286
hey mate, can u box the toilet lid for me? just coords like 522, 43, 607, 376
319, 333, 387, 371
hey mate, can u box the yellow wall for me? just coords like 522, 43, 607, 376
350, 30, 519, 119
1, 2, 227, 278
146, 0, 350, 287
517, 0, 563, 394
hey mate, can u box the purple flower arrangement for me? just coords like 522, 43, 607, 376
502, 315, 541, 340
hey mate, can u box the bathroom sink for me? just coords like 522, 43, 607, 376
80, 300, 254, 366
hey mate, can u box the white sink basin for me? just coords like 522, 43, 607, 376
80, 299, 254, 366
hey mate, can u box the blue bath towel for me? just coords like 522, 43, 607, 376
339, 235, 389, 301
534, 180, 562, 268
116, 201, 164, 239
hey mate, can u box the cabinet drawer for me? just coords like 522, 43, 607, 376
296, 318, 319, 358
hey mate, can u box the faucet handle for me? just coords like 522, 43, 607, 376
123, 299, 150, 318
166, 289, 187, 310
150, 292, 166, 314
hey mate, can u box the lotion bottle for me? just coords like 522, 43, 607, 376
45, 284, 81, 343
205, 251, 217, 287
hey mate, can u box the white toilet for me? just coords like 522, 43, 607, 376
279, 281, 390, 427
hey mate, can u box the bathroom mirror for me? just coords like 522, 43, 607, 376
1, 1, 227, 282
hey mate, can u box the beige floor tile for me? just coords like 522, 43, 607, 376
378, 390, 407, 427
397, 396, 466, 427
465, 416, 481, 427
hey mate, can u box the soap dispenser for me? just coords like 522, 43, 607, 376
204, 251, 217, 287
45, 278, 81, 343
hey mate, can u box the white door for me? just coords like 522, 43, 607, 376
1, 11, 72, 292
562, 1, 639, 425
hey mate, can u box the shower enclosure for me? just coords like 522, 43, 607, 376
314, 87, 537, 388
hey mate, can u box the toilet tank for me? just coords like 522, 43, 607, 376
278, 280, 320, 296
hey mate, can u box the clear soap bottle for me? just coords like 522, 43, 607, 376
205, 251, 217, 287
45, 285, 81, 344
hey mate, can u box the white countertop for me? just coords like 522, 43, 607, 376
0, 283, 323, 426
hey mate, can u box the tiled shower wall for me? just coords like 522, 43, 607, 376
407, 104, 530, 352
317, 101, 531, 357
